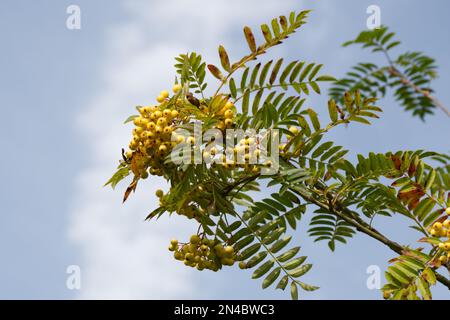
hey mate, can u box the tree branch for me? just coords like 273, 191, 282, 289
289, 185, 450, 290
388, 67, 450, 118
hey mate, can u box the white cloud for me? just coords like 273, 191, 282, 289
68, 0, 336, 299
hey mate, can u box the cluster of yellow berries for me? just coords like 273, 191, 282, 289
156, 188, 207, 220
169, 235, 236, 271
211, 100, 236, 131
205, 137, 268, 173
126, 85, 184, 178
430, 211, 450, 267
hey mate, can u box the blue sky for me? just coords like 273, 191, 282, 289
0, 0, 449, 299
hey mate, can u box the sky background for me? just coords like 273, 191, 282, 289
0, 0, 449, 299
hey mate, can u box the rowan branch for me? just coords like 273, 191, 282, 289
289, 185, 450, 290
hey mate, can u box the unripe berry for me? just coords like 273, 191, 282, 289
125, 150, 133, 159
156, 189, 164, 198
221, 258, 235, 266
163, 126, 173, 134
433, 222, 443, 230
190, 235, 201, 244
174, 251, 183, 260
224, 101, 234, 110
210, 147, 218, 155
129, 141, 138, 150
154, 110, 162, 118
224, 110, 234, 119
216, 121, 225, 130
160, 90, 169, 99
239, 261, 247, 269
141, 171, 149, 179
185, 253, 194, 262
159, 144, 168, 154
187, 136, 195, 144
157, 117, 167, 126
288, 126, 299, 135
147, 122, 156, 130
170, 239, 178, 246
173, 84, 182, 93
224, 246, 234, 256
252, 166, 260, 174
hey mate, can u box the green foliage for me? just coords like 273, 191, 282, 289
308, 209, 356, 251
382, 249, 437, 300
331, 26, 440, 119
108, 10, 450, 300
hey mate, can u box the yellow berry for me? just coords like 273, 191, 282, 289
154, 110, 162, 118
155, 189, 164, 198
187, 136, 195, 144
216, 121, 225, 130
125, 150, 133, 159
156, 95, 165, 103
170, 239, 178, 246
443, 220, 450, 228
433, 222, 443, 231
224, 246, 234, 256
445, 207, 450, 215
190, 235, 201, 244
224, 119, 233, 127
173, 84, 182, 93
147, 122, 156, 130
224, 101, 234, 110
171, 110, 179, 118
160, 90, 169, 99
288, 126, 299, 135
239, 262, 247, 269
174, 251, 183, 260
157, 117, 167, 126
444, 242, 450, 251
224, 110, 234, 119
